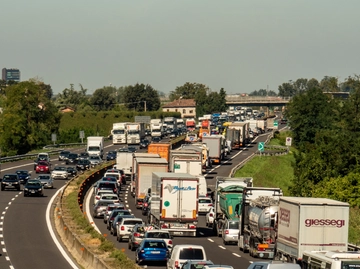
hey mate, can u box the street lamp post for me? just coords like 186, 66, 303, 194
144, 101, 147, 112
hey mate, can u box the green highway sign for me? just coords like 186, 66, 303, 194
258, 142, 265, 152
274, 120, 278, 127
174, 164, 180, 170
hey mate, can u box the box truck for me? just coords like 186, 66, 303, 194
149, 172, 199, 237
274, 197, 349, 263
147, 143, 171, 162
86, 136, 104, 159
134, 157, 168, 209
202, 135, 224, 164
113, 152, 133, 179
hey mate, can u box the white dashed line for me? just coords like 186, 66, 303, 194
232, 253, 241, 257
219, 246, 226, 249
5, 256, 10, 261
2, 248, 6, 252
5, 207, 8, 210
1, 241, 4, 245
11, 198, 15, 201
207, 238, 214, 242
8, 202, 11, 205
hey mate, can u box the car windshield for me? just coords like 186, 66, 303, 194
3, 175, 18, 181
68, 154, 78, 158
38, 154, 48, 160
98, 183, 116, 189
27, 180, 41, 186
90, 156, 100, 160
60, 151, 70, 155
228, 221, 239, 229
38, 176, 50, 180
38, 161, 48, 166
199, 199, 212, 203
79, 160, 90, 164
143, 241, 166, 248
179, 248, 204, 260
16, 171, 28, 176
108, 151, 116, 155
54, 167, 66, 171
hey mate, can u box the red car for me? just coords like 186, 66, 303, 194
35, 161, 51, 174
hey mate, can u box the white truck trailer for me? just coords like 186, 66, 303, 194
149, 172, 199, 237
111, 122, 127, 145
126, 123, 146, 144
86, 136, 104, 159
202, 135, 224, 164
113, 151, 133, 179
134, 157, 168, 209
150, 119, 163, 138
274, 197, 349, 263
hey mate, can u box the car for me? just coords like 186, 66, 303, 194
205, 207, 215, 227
78, 152, 89, 160
118, 147, 129, 153
103, 203, 126, 224
152, 137, 161, 143
142, 195, 151, 216
94, 177, 118, 193
246, 261, 300, 269
110, 215, 135, 236
95, 181, 118, 195
36, 174, 54, 189
16, 170, 31, 184
203, 266, 233, 269
221, 219, 239, 245
92, 200, 116, 218
1, 174, 21, 191
58, 150, 70, 161
139, 139, 150, 149
280, 118, 288, 124
169, 130, 179, 138
93, 189, 117, 204
66, 166, 77, 177
198, 197, 213, 214
51, 166, 69, 180
116, 217, 144, 242
128, 224, 147, 251
144, 230, 173, 249
36, 152, 50, 162
65, 153, 78, 165
23, 179, 43, 196
89, 155, 103, 167
97, 193, 120, 205
106, 209, 132, 230
106, 151, 117, 161
35, 161, 51, 174
181, 260, 214, 269
104, 169, 125, 186
127, 146, 137, 153
167, 245, 207, 269
135, 239, 169, 265
76, 159, 91, 171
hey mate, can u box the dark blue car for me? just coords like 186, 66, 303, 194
135, 239, 169, 265
106, 151, 117, 161
16, 170, 31, 184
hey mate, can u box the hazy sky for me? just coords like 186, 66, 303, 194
2, 1, 360, 95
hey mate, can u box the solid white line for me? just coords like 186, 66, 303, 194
232, 253, 241, 257
46, 186, 80, 269
219, 246, 226, 249
85, 187, 101, 234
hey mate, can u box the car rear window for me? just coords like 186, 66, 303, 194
228, 221, 239, 229
144, 241, 166, 248
98, 182, 116, 189
179, 248, 204, 260
199, 199, 212, 203
146, 232, 170, 239
124, 220, 143, 225
190, 263, 213, 269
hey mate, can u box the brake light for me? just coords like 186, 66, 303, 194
134, 233, 140, 237
175, 261, 179, 268
144, 203, 148, 207
225, 230, 229, 234
208, 204, 213, 206
168, 240, 172, 245
121, 226, 125, 231
209, 213, 213, 217
188, 224, 196, 229
96, 196, 100, 200
161, 224, 168, 228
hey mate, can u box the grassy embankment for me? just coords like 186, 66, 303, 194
234, 131, 360, 245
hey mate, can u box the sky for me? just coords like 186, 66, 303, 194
1, 0, 360, 95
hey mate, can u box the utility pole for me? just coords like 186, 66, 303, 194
144, 101, 147, 112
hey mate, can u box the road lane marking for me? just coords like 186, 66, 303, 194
207, 239, 214, 242
232, 253, 241, 257
219, 246, 226, 249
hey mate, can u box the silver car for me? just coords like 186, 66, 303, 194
37, 174, 54, 189
222, 219, 239, 245
93, 200, 115, 218
89, 155, 103, 167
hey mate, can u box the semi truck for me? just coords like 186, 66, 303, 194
274, 197, 349, 263
229, 122, 249, 148
147, 143, 171, 162
86, 136, 104, 159
127, 123, 144, 144
169, 149, 202, 174
149, 172, 199, 237
238, 187, 283, 259
202, 135, 225, 164
133, 157, 168, 209
163, 117, 177, 132
199, 119, 210, 140
226, 128, 241, 150
180, 144, 209, 170
186, 118, 196, 132
150, 119, 163, 138
213, 177, 254, 237
111, 122, 127, 145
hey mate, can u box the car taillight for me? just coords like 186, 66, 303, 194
161, 224, 168, 228
96, 196, 100, 200
168, 240, 172, 245
188, 224, 196, 229
121, 226, 125, 231
175, 261, 179, 268
225, 230, 229, 234
144, 203, 148, 207
134, 233, 140, 237
208, 204, 213, 206
209, 213, 213, 217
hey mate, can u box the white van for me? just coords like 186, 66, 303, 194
247, 261, 300, 269
167, 244, 207, 269
197, 176, 207, 197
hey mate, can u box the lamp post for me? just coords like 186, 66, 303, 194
144, 101, 147, 112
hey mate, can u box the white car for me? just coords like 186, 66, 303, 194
93, 190, 115, 204
51, 166, 69, 180
205, 207, 215, 227
198, 197, 213, 214
143, 229, 173, 249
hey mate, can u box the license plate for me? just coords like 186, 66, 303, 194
9, 183, 12, 186
31, 190, 35, 193
173, 231, 183, 235
151, 251, 160, 254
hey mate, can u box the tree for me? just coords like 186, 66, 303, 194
90, 86, 116, 111
320, 76, 340, 92
169, 82, 210, 101
122, 83, 160, 111
54, 84, 88, 110
0, 81, 61, 154
278, 82, 295, 97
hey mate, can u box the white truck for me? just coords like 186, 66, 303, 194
274, 197, 349, 263
163, 117, 177, 132
134, 157, 168, 209
245, 119, 258, 133
238, 187, 283, 259
229, 122, 249, 147
86, 136, 104, 159
176, 118, 184, 130
149, 172, 199, 237
111, 122, 127, 145
180, 144, 209, 170
202, 135, 225, 164
126, 123, 145, 144
302, 251, 360, 269
150, 119, 163, 138
113, 151, 133, 179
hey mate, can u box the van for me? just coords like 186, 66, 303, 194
197, 176, 207, 197
247, 261, 300, 269
167, 244, 207, 269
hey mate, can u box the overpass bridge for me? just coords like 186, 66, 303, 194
226, 96, 290, 107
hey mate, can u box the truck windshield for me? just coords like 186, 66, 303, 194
113, 130, 125, 134
128, 130, 139, 135
88, 146, 100, 151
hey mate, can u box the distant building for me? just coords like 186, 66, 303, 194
2, 68, 20, 82
162, 99, 196, 118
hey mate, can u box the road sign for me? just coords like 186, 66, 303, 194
51, 133, 57, 142
79, 130, 85, 139
135, 116, 151, 124
274, 121, 278, 127
286, 137, 292, 146
258, 142, 265, 152
174, 164, 180, 170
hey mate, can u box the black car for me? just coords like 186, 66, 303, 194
58, 150, 70, 161
66, 153, 79, 165
118, 147, 129, 153
66, 166, 78, 177
106, 151, 117, 161
139, 139, 150, 149
76, 159, 91, 171
23, 179, 44, 197
16, 170, 31, 184
78, 152, 89, 160
1, 174, 21, 191
152, 136, 161, 143
128, 146, 137, 153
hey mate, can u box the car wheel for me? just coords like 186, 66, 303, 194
128, 243, 131, 249
1, 188, 4, 191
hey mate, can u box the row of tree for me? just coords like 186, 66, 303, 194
285, 75, 360, 206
